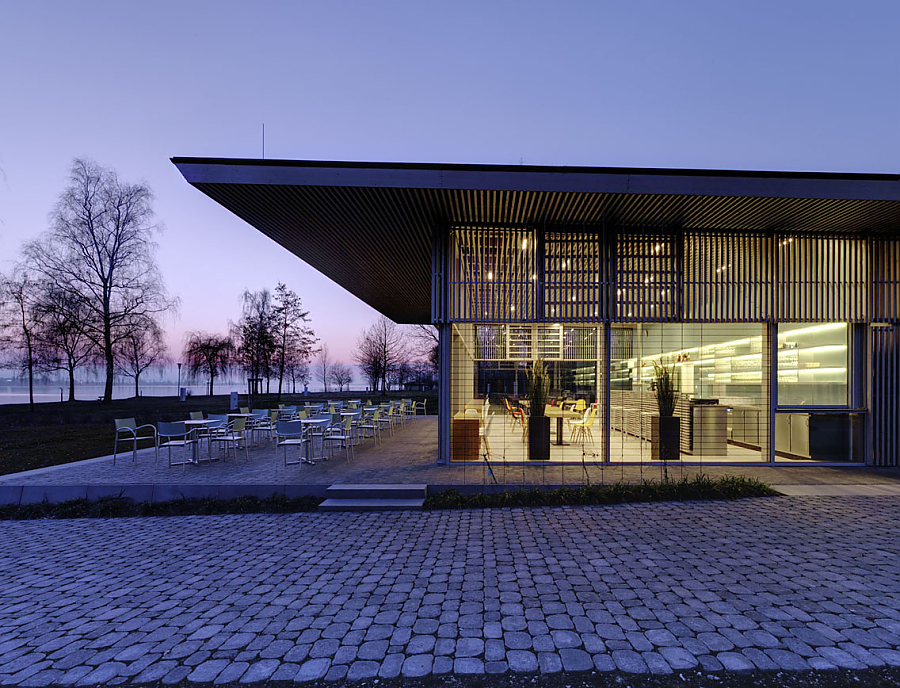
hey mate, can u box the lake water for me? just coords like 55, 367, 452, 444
0, 381, 371, 405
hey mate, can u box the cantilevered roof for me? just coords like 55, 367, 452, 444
172, 157, 900, 324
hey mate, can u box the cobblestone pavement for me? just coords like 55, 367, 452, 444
3, 416, 899, 489
1, 497, 900, 685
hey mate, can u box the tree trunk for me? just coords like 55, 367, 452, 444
134, 372, 140, 398
67, 366, 76, 402
103, 315, 114, 403
27, 348, 34, 411
209, 372, 215, 397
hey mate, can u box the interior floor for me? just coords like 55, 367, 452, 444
475, 416, 821, 464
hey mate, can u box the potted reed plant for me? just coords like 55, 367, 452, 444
651, 359, 680, 461
526, 357, 551, 461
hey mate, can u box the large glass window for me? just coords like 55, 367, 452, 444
610, 324, 767, 463
777, 323, 849, 406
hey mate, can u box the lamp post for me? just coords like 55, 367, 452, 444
177, 362, 182, 400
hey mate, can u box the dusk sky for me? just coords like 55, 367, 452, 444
1, 1, 898, 365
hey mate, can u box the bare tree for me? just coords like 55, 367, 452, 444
317, 343, 331, 393
409, 324, 439, 373
352, 316, 410, 394
0, 269, 43, 409
32, 284, 96, 402
183, 331, 233, 396
272, 283, 317, 400
232, 288, 276, 393
116, 319, 168, 398
24, 159, 176, 403
286, 359, 310, 394
330, 363, 353, 392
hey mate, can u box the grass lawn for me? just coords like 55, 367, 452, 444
0, 391, 437, 476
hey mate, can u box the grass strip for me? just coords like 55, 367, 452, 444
423, 474, 778, 510
0, 493, 323, 520
0, 475, 777, 520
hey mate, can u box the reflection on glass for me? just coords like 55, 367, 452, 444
774, 411, 863, 462
777, 323, 848, 406
610, 324, 766, 462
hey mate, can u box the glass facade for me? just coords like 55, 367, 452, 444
442, 229, 875, 466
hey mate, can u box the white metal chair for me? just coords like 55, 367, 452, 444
210, 417, 250, 462
156, 421, 196, 471
114, 418, 157, 465
275, 420, 308, 467
358, 409, 382, 444
323, 417, 354, 462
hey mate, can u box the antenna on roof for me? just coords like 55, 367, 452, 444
262, 123, 265, 159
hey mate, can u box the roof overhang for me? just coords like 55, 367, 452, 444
172, 157, 900, 324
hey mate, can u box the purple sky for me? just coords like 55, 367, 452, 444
1, 1, 898, 364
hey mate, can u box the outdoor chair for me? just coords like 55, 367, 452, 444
323, 417, 354, 462
210, 417, 250, 462
358, 409, 382, 444
249, 410, 272, 444
274, 420, 308, 467
412, 399, 427, 416
113, 418, 157, 465
156, 421, 197, 471
377, 406, 395, 437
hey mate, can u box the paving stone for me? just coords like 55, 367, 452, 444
507, 650, 538, 673
212, 661, 248, 684
238, 659, 280, 683
296, 657, 330, 682
817, 646, 867, 669
559, 648, 592, 672
592, 653, 616, 671
324, 664, 347, 681
642, 651, 673, 674
161, 665, 192, 684
379, 653, 404, 679
873, 649, 900, 667
432, 656, 453, 674
346, 660, 379, 681
611, 649, 647, 673
402, 654, 433, 677
2, 495, 900, 684
659, 646, 698, 669
455, 638, 484, 657
187, 659, 229, 682
270, 662, 300, 681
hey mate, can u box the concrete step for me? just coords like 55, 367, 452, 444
326, 483, 427, 500
318, 498, 425, 512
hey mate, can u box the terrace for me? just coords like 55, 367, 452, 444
1, 416, 896, 506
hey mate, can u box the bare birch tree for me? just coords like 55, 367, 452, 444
317, 343, 331, 393
33, 284, 96, 402
116, 319, 168, 398
352, 316, 410, 394
272, 283, 316, 400
330, 363, 353, 392
24, 159, 175, 403
0, 269, 43, 410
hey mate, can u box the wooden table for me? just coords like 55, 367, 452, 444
544, 406, 583, 446
452, 411, 480, 462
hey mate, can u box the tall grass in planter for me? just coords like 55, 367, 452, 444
651, 359, 680, 466
526, 358, 551, 460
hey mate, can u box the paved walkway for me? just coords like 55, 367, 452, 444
1, 496, 899, 685
3, 417, 900, 495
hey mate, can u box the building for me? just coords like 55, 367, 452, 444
173, 157, 900, 467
